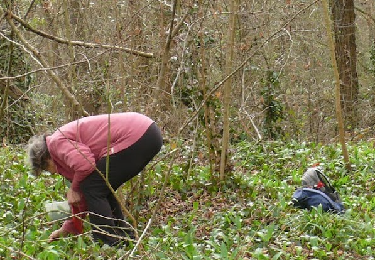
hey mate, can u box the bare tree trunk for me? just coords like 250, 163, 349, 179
197, 1, 214, 176
322, 0, 351, 171
155, 1, 177, 104
42, 1, 59, 68
331, 0, 359, 132
220, 0, 237, 180
63, 0, 79, 119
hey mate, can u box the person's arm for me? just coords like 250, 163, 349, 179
62, 218, 82, 235
48, 218, 81, 242
49, 136, 96, 191
48, 196, 87, 242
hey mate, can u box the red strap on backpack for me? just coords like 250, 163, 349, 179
316, 181, 325, 189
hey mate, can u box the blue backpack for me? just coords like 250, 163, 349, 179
292, 167, 345, 214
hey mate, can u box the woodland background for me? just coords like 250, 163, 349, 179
1, 0, 374, 147
1, 0, 375, 259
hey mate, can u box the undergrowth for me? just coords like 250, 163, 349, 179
1, 140, 375, 259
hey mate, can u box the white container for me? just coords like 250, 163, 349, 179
45, 201, 71, 221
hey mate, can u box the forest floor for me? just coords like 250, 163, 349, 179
1, 140, 375, 259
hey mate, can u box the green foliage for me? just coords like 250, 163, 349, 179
2, 140, 375, 259
261, 70, 284, 140
0, 33, 34, 144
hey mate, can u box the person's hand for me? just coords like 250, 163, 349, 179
48, 227, 68, 242
67, 188, 81, 205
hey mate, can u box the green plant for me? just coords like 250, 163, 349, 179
260, 70, 284, 140
3, 140, 375, 259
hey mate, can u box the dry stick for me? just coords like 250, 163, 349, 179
0, 29, 43, 67
0, 55, 98, 81
0, 49, 110, 82
5, 10, 154, 58
178, 0, 320, 135
355, 6, 375, 24
5, 14, 89, 117
239, 107, 262, 141
171, 18, 192, 107
171, 9, 191, 39
320, 0, 351, 171
170, 10, 193, 107
126, 218, 152, 259
23, 0, 37, 20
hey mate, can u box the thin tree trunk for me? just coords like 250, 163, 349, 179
322, 0, 351, 171
331, 0, 359, 132
63, 0, 79, 119
220, 0, 237, 180
156, 0, 177, 99
197, 0, 214, 176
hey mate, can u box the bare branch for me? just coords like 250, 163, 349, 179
5, 13, 89, 117
0, 29, 43, 67
0, 51, 106, 81
355, 6, 375, 24
5, 10, 154, 58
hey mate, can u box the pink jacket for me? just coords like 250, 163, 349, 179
46, 112, 154, 234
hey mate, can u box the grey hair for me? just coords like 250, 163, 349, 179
26, 135, 50, 176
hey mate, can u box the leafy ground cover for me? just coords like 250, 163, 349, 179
1, 140, 375, 259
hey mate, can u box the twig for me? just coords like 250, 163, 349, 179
355, 6, 375, 24
0, 30, 43, 67
5, 10, 154, 58
0, 53, 102, 81
128, 218, 152, 259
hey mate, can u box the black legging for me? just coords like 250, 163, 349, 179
80, 122, 163, 245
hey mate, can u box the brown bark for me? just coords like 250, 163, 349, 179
322, 0, 351, 171
198, 0, 214, 176
331, 0, 359, 131
155, 0, 177, 103
220, 0, 237, 180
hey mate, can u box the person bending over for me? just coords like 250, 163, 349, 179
27, 112, 163, 246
